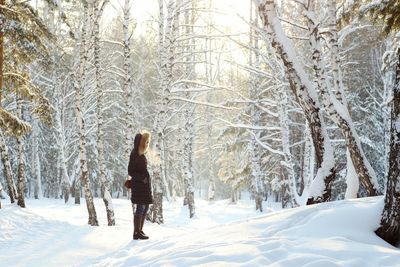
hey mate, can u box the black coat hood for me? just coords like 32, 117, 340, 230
133, 133, 142, 156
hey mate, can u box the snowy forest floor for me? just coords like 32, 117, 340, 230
0, 197, 399, 267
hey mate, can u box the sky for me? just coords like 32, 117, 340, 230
103, 0, 252, 36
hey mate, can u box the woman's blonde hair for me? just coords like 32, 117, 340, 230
139, 130, 151, 155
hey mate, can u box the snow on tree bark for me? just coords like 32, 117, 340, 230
254, 0, 336, 205
304, 0, 379, 197
375, 48, 400, 246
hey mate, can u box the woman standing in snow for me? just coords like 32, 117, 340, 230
128, 131, 153, 240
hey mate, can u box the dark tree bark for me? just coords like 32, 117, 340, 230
0, 0, 3, 105
0, 132, 18, 203
16, 97, 26, 208
375, 50, 400, 246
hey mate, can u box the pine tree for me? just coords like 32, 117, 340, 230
0, 0, 54, 207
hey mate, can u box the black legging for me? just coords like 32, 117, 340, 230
134, 203, 149, 216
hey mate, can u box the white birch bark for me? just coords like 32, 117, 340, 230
149, 0, 171, 224
123, 0, 134, 163
74, 1, 98, 226
182, 0, 195, 218
304, 0, 379, 196
278, 87, 299, 207
32, 121, 42, 199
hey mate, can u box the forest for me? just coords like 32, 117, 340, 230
0, 0, 399, 249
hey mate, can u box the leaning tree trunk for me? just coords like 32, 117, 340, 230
254, 0, 336, 205
0, 132, 18, 203
74, 2, 98, 226
93, 0, 115, 226
304, 0, 379, 197
16, 97, 26, 208
375, 49, 400, 246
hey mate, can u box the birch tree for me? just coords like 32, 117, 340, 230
254, 0, 336, 205
16, 96, 26, 208
93, 0, 115, 226
301, 0, 380, 197
74, 1, 98, 226
122, 0, 134, 162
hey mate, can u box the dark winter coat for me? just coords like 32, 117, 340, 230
128, 134, 153, 204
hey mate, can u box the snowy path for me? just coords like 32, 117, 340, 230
1, 197, 399, 267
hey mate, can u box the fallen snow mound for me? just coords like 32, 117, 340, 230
90, 197, 399, 267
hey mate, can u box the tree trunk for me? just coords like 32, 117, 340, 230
0, 0, 3, 105
16, 97, 26, 208
0, 132, 18, 203
375, 49, 400, 246
74, 177, 81, 204
150, 0, 177, 224
248, 1, 264, 211
94, 0, 115, 226
278, 87, 299, 207
254, 0, 336, 205
123, 0, 134, 162
74, 2, 98, 226
0, 182, 3, 208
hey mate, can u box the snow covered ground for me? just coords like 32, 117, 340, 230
0, 196, 399, 267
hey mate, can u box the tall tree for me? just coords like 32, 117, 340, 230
0, 0, 54, 207
73, 0, 98, 226
92, 0, 115, 226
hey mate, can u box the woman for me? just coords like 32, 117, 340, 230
128, 131, 153, 240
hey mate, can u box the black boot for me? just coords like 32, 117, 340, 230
140, 215, 149, 239
133, 215, 148, 240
